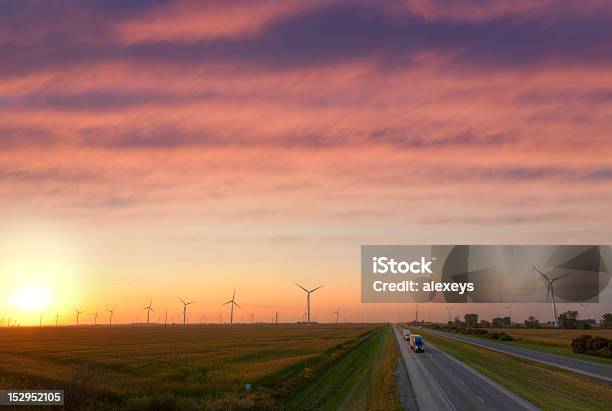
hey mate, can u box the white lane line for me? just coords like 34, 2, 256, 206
459, 379, 466, 386
477, 395, 484, 403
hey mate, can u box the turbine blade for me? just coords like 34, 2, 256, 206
310, 285, 324, 293
295, 283, 308, 292
532, 266, 551, 282
233, 302, 241, 309
233, 289, 236, 299
178, 297, 186, 305
223, 300, 232, 305
551, 272, 573, 282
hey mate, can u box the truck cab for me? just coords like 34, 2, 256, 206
409, 334, 425, 352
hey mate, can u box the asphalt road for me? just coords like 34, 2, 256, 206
394, 327, 538, 411
428, 329, 612, 383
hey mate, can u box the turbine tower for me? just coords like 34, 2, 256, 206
295, 283, 323, 326
75, 308, 84, 325
415, 304, 419, 323
143, 299, 154, 324
39, 312, 44, 327
579, 303, 591, 320
332, 309, 340, 328
178, 298, 194, 325
275, 311, 280, 325
532, 265, 573, 328
91, 311, 100, 325
55, 312, 61, 326
222, 289, 240, 325
444, 306, 454, 322
503, 304, 513, 319
106, 306, 116, 326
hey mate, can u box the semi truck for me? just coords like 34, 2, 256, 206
409, 334, 425, 352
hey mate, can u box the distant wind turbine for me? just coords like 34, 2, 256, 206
444, 306, 454, 322
332, 309, 340, 328
295, 283, 323, 326
143, 299, 154, 324
275, 311, 280, 325
579, 303, 591, 320
178, 298, 194, 325
75, 308, 84, 325
503, 304, 513, 318
415, 304, 419, 322
532, 266, 573, 328
91, 311, 100, 325
222, 289, 241, 325
164, 309, 168, 328
250, 312, 254, 324
55, 312, 61, 326
106, 306, 116, 326
39, 312, 44, 327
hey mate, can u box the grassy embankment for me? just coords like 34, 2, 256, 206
414, 328, 612, 411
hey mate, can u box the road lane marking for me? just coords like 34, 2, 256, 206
477, 395, 484, 403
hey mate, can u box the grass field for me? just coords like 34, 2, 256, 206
488, 328, 612, 346
414, 328, 612, 411
0, 324, 399, 410
485, 328, 612, 365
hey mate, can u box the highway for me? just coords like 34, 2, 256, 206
394, 327, 539, 411
427, 329, 612, 383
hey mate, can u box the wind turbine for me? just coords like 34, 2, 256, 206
143, 299, 154, 324
250, 313, 254, 324
579, 303, 591, 320
106, 306, 116, 326
444, 306, 454, 322
503, 304, 513, 318
295, 283, 323, 326
532, 265, 573, 328
91, 311, 100, 325
55, 312, 61, 326
415, 304, 419, 323
332, 309, 340, 328
75, 308, 84, 325
275, 311, 280, 325
222, 289, 240, 325
39, 312, 44, 327
178, 298, 194, 325
164, 309, 168, 328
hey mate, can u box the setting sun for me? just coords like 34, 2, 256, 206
11, 285, 54, 311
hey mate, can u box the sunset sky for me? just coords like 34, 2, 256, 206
1, 0, 611, 325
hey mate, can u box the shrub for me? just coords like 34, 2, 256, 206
571, 335, 611, 358
499, 334, 514, 341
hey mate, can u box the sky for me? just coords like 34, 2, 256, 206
0, 0, 611, 325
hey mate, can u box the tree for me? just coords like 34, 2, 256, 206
492, 317, 505, 328
601, 313, 612, 329
558, 311, 579, 329
464, 313, 478, 328
524, 316, 541, 329
478, 319, 491, 328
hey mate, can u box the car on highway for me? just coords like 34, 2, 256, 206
402, 330, 411, 341
409, 334, 425, 352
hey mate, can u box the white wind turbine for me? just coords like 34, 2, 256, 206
178, 298, 194, 325
503, 304, 513, 318
222, 289, 240, 325
143, 299, 154, 324
106, 306, 116, 326
91, 311, 100, 325
75, 308, 84, 325
532, 266, 573, 328
295, 283, 323, 326
444, 306, 454, 322
579, 303, 591, 321
332, 309, 340, 328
